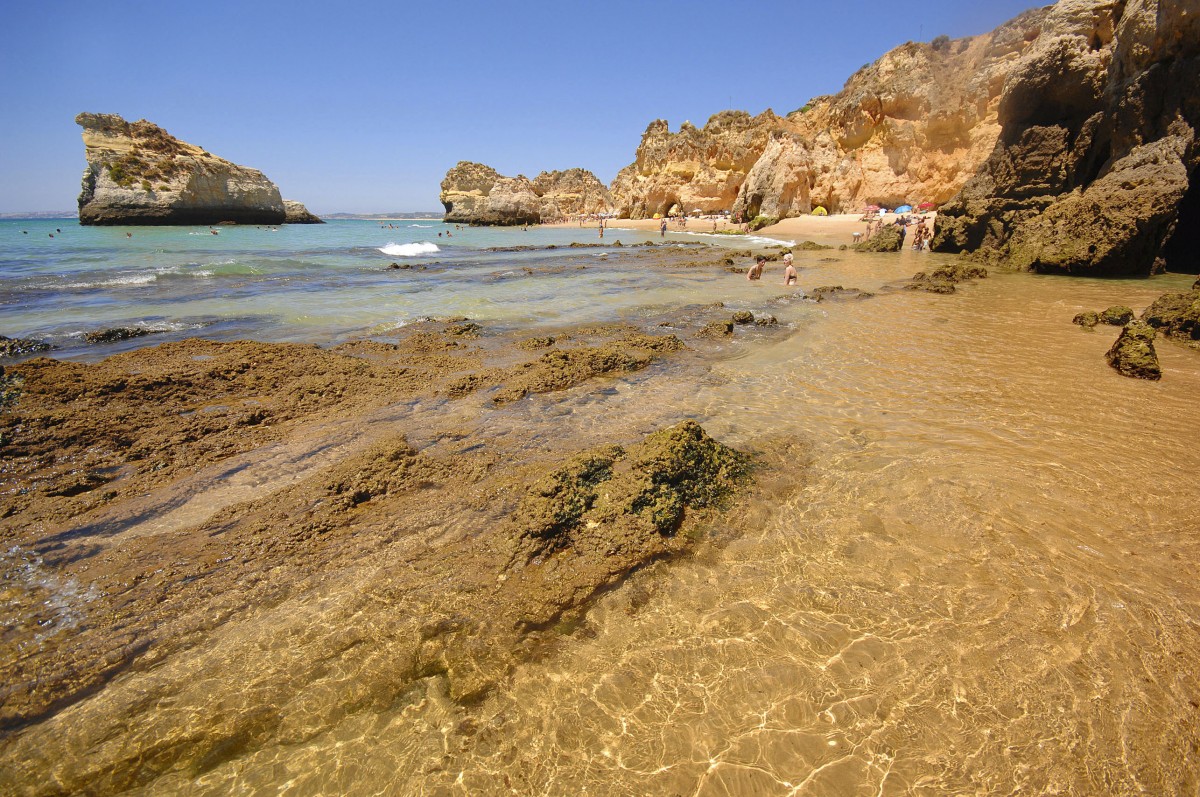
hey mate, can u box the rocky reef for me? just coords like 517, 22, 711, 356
76, 113, 289, 226
608, 9, 1050, 220
932, 0, 1200, 277
440, 162, 612, 225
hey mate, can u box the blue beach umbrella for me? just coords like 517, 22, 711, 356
894, 204, 913, 213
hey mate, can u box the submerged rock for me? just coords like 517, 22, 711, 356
75, 112, 290, 226
697, 320, 734, 338
1073, 311, 1100, 329
810, 286, 874, 302
1105, 321, 1161, 380
907, 263, 988, 293
731, 311, 755, 325
510, 420, 751, 559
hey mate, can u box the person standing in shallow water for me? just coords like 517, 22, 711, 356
660, 218, 667, 238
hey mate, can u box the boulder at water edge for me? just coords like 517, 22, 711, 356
1105, 321, 1161, 380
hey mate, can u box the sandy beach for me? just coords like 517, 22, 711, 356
544, 211, 937, 248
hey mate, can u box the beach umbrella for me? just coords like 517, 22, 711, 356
918, 202, 937, 210
894, 204, 913, 213
812, 206, 829, 216
652, 213, 662, 219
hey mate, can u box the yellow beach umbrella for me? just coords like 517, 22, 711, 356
652, 213, 662, 219
812, 206, 829, 216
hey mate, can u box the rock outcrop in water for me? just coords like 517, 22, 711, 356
608, 10, 1050, 219
76, 112, 289, 226
282, 199, 323, 224
1106, 320, 1162, 379
932, 0, 1200, 277
440, 161, 612, 225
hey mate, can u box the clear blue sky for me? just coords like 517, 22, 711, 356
0, 0, 1046, 215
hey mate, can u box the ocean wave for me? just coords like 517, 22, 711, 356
687, 232, 796, 247
379, 242, 439, 257
408, 224, 434, 228
62, 273, 159, 288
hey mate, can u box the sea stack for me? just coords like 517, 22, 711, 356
75, 112, 287, 226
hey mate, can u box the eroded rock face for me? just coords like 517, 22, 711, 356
283, 199, 324, 224
610, 12, 1049, 220
76, 113, 287, 226
440, 161, 611, 225
933, 0, 1200, 277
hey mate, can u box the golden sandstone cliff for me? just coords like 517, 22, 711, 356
440, 7, 1051, 225
932, 0, 1200, 277
611, 8, 1051, 220
439, 0, 1198, 279
76, 113, 319, 226
440, 162, 611, 225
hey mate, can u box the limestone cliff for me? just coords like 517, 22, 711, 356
76, 113, 286, 226
440, 162, 612, 225
933, 0, 1200, 277
610, 112, 783, 219
610, 10, 1050, 220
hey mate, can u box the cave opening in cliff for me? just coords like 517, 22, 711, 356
1161, 169, 1199, 275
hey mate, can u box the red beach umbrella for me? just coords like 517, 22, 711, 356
918, 202, 937, 210
865, 204, 881, 211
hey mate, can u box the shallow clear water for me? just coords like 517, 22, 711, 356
0, 218, 788, 355
3, 218, 1199, 795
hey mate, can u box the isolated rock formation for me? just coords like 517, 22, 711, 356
1106, 320, 1162, 379
933, 0, 1200, 277
283, 199, 323, 224
76, 113, 288, 226
440, 161, 611, 225
609, 9, 1051, 220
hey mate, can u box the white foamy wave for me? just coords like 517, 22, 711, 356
63, 274, 158, 288
408, 224, 434, 228
379, 242, 439, 257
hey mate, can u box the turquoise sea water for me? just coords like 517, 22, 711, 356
0, 218, 794, 360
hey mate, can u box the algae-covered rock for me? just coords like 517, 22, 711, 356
907, 263, 987, 293
853, 225, 903, 252
731, 311, 755, 325
510, 421, 751, 558
1100, 306, 1134, 326
1073, 311, 1100, 328
754, 315, 779, 327
1141, 290, 1200, 340
697, 320, 734, 338
83, 327, 156, 344
0, 335, 53, 358
810, 286, 874, 301
1105, 321, 1161, 380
